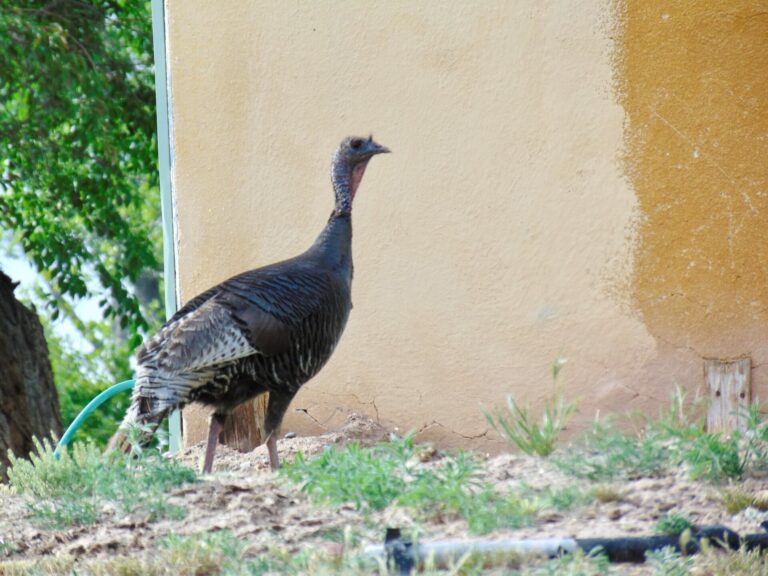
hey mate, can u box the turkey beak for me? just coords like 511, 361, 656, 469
360, 138, 390, 159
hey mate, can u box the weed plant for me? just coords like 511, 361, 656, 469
689, 403, 768, 481
484, 358, 576, 457
6, 436, 195, 527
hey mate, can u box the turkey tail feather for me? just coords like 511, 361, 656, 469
106, 396, 169, 454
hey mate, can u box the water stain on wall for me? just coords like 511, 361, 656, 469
615, 1, 768, 357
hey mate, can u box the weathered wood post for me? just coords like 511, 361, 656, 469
705, 358, 751, 433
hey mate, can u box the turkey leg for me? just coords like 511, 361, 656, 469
203, 413, 226, 473
265, 432, 280, 470
264, 391, 293, 470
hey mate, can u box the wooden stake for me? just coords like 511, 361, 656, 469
705, 358, 751, 433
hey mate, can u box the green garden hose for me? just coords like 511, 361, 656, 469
54, 379, 134, 459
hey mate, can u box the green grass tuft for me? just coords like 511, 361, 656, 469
683, 432, 744, 481
646, 546, 694, 576
654, 512, 694, 535
554, 417, 671, 480
591, 485, 624, 503
283, 434, 421, 511
282, 434, 566, 534
721, 486, 768, 515
555, 388, 768, 484
696, 546, 768, 576
519, 549, 611, 576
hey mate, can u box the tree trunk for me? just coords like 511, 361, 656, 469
0, 271, 60, 481
220, 395, 268, 452
182, 395, 268, 453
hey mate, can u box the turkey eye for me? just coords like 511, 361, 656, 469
350, 139, 363, 150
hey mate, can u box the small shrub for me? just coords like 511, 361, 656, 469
459, 489, 540, 534
485, 358, 577, 457
7, 436, 195, 527
0, 530, 383, 576
0, 556, 75, 576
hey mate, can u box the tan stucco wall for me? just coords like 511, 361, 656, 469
165, 1, 768, 450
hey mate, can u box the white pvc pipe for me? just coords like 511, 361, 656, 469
363, 537, 578, 567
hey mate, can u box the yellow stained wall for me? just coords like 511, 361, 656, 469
165, 1, 768, 449
618, 2, 768, 366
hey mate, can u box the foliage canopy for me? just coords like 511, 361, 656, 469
0, 0, 161, 344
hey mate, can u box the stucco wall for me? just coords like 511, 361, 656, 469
165, 1, 768, 449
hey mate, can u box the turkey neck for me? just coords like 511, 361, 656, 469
308, 211, 352, 272
306, 154, 361, 271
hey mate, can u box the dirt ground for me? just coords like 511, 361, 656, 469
2, 414, 768, 574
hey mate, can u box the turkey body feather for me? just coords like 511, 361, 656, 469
129, 216, 352, 420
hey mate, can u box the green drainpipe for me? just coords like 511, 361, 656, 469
54, 0, 181, 457
151, 0, 182, 453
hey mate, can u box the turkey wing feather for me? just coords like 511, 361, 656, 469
151, 299, 259, 373
138, 263, 336, 376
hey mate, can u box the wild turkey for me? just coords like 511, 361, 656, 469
109, 135, 389, 472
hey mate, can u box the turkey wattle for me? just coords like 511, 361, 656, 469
109, 135, 389, 472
